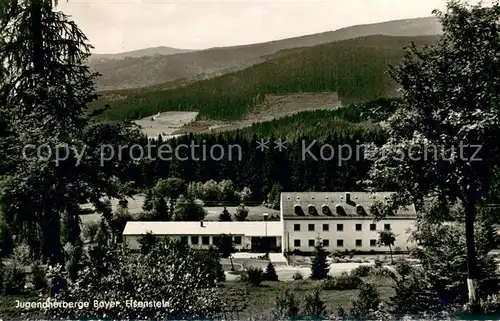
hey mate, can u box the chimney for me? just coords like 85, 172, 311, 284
345, 192, 351, 203
200, 220, 204, 227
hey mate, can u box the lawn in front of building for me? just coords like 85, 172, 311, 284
218, 276, 394, 318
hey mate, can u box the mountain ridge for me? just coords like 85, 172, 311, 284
90, 16, 442, 91
89, 46, 194, 63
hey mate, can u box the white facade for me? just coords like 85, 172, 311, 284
283, 218, 415, 252
123, 221, 283, 252
281, 191, 417, 253
125, 234, 282, 251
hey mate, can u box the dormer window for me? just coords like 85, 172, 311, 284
308, 205, 317, 215
321, 204, 331, 215
294, 205, 304, 215
336, 204, 346, 216
356, 205, 366, 216
369, 203, 380, 216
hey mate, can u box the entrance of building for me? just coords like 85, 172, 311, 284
251, 237, 278, 252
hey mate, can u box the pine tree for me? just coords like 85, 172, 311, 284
234, 204, 248, 221
138, 232, 158, 254
310, 238, 329, 280
154, 197, 170, 221
142, 189, 154, 212
265, 262, 279, 281
218, 207, 232, 221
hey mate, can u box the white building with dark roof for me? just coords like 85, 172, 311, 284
281, 191, 417, 253
123, 220, 283, 252
121, 191, 417, 254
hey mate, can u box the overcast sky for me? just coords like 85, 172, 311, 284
55, 0, 482, 54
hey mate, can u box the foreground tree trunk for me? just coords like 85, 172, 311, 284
31, 0, 44, 74
465, 202, 479, 310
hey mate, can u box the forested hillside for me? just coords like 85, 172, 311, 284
91, 35, 439, 122
90, 16, 440, 90
113, 99, 395, 200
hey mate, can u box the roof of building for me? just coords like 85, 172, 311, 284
122, 221, 283, 237
280, 191, 416, 219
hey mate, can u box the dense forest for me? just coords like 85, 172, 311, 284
115, 100, 395, 200
90, 35, 439, 122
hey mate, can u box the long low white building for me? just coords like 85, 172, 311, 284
123, 220, 283, 252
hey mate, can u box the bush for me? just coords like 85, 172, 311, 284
350, 282, 380, 319
32, 262, 48, 291
350, 265, 372, 277
292, 271, 304, 280
82, 221, 100, 241
65, 240, 84, 282
138, 232, 158, 254
331, 250, 345, 258
137, 211, 156, 221
11, 244, 31, 266
389, 260, 441, 315
44, 239, 224, 320
479, 294, 500, 314
274, 287, 300, 319
246, 266, 264, 286
336, 306, 347, 318
194, 247, 226, 285
3, 264, 25, 294
303, 287, 327, 319
265, 262, 279, 281
322, 272, 363, 290
371, 266, 396, 278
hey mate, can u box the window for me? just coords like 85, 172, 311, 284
294, 224, 301, 231
212, 236, 221, 245
322, 224, 329, 231
337, 224, 343, 231
191, 236, 199, 245
370, 224, 376, 231
355, 224, 362, 231
370, 239, 377, 247
356, 239, 362, 247
181, 236, 188, 244
234, 236, 242, 245
308, 224, 315, 231
294, 239, 301, 247
384, 224, 391, 230
308, 239, 315, 247
202, 236, 210, 245
337, 239, 344, 247
323, 239, 330, 247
